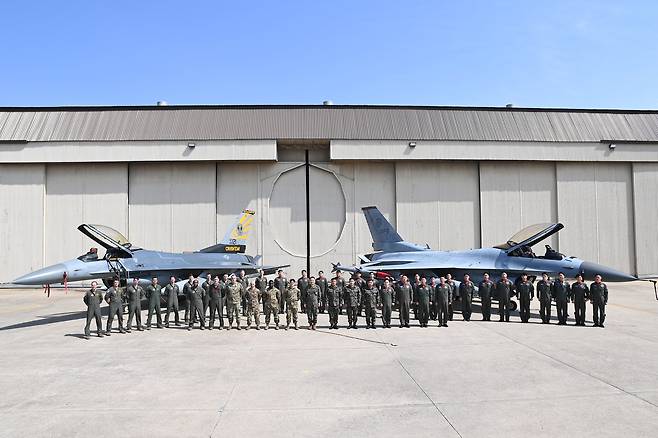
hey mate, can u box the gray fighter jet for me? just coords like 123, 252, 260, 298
13, 209, 287, 287
334, 206, 640, 289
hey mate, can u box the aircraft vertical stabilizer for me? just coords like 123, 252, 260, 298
362, 206, 425, 252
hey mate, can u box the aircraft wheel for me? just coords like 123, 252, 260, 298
508, 301, 518, 311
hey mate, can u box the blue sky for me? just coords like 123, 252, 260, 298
0, 1, 656, 108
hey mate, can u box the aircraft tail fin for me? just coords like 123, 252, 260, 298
362, 206, 425, 252
199, 209, 255, 254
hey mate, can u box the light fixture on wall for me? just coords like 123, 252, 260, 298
609, 143, 616, 150
187, 142, 196, 149
408, 141, 417, 148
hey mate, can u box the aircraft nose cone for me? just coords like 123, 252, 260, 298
13, 264, 67, 285
579, 261, 637, 282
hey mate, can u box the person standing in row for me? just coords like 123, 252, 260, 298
333, 270, 346, 314
202, 273, 212, 322
552, 272, 570, 325
536, 273, 552, 324
571, 274, 589, 326
284, 278, 300, 330
478, 273, 494, 321
411, 273, 421, 321
445, 274, 456, 321
104, 279, 125, 335
255, 269, 268, 308
397, 276, 412, 328
590, 274, 608, 328
362, 279, 378, 329
182, 275, 194, 323
317, 270, 328, 313
306, 277, 320, 330
379, 278, 394, 328
145, 276, 163, 329
263, 280, 281, 330
344, 278, 361, 329
162, 276, 181, 327
245, 282, 261, 330
298, 270, 309, 313
208, 276, 226, 330
459, 274, 475, 322
415, 277, 432, 327
126, 278, 145, 332
496, 273, 514, 323
353, 272, 367, 316
84, 281, 104, 339
274, 270, 287, 314
435, 276, 451, 327
326, 278, 341, 329
238, 270, 248, 316
516, 274, 534, 323
226, 275, 242, 330
187, 278, 206, 330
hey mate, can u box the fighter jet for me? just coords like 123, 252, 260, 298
334, 206, 642, 299
13, 209, 287, 288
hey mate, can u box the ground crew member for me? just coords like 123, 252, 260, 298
263, 280, 281, 330
326, 278, 341, 329
362, 279, 378, 329
226, 274, 243, 330
145, 276, 164, 329
187, 278, 206, 330
333, 270, 346, 314
238, 270, 248, 316
551, 272, 570, 325
397, 276, 412, 328
306, 277, 320, 330
298, 270, 309, 313
353, 272, 366, 316
435, 277, 451, 327
379, 278, 394, 328
182, 274, 194, 323
496, 273, 514, 322
517, 274, 534, 323
446, 274, 457, 321
162, 276, 181, 327
104, 279, 125, 335
274, 270, 288, 314
284, 278, 300, 330
245, 282, 261, 330
571, 273, 589, 326
590, 274, 608, 328
202, 273, 212, 321
459, 274, 475, 322
415, 277, 432, 327
317, 270, 328, 313
344, 278, 361, 328
536, 273, 552, 324
208, 276, 226, 330
126, 278, 145, 332
478, 273, 494, 321
83, 280, 104, 339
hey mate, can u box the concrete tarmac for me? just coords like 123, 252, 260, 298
1, 282, 658, 438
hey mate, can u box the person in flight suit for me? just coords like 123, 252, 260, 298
126, 278, 145, 332
536, 273, 552, 324
187, 278, 206, 330
571, 273, 589, 326
411, 273, 421, 320
590, 274, 608, 328
326, 278, 342, 329
83, 281, 104, 339
415, 277, 432, 327
516, 274, 534, 323
145, 276, 164, 329
362, 279, 379, 329
162, 276, 181, 327
435, 276, 451, 327
496, 272, 514, 323
478, 273, 494, 321
284, 278, 301, 330
255, 269, 268, 305
274, 270, 288, 314
344, 278, 361, 329
551, 272, 570, 325
104, 279, 125, 335
333, 270, 346, 314
245, 281, 261, 330
298, 270, 309, 313
182, 274, 194, 323
445, 274, 457, 321
396, 276, 413, 328
379, 278, 394, 328
238, 270, 248, 316
226, 274, 243, 330
459, 274, 475, 322
353, 272, 367, 316
208, 276, 226, 330
263, 280, 281, 330
306, 277, 321, 330
316, 271, 328, 313
202, 273, 212, 322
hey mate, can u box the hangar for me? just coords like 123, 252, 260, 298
0, 104, 657, 283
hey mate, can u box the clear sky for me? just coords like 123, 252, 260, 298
1, 0, 657, 109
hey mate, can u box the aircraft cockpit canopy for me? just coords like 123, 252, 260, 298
494, 223, 565, 259
77, 224, 136, 258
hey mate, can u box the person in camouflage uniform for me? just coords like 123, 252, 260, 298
536, 273, 553, 324
245, 282, 261, 330
226, 274, 243, 330
478, 273, 494, 321
145, 276, 164, 329
306, 276, 320, 330
344, 278, 361, 329
263, 280, 281, 330
590, 274, 608, 328
284, 278, 301, 330
326, 278, 341, 329
83, 280, 104, 339
126, 278, 145, 332
362, 279, 379, 328
162, 276, 181, 327
104, 279, 125, 335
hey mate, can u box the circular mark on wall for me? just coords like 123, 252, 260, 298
269, 165, 346, 257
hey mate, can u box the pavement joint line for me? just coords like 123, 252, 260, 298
221, 402, 436, 412
481, 324, 658, 411
313, 329, 397, 346
209, 383, 236, 437
385, 344, 464, 438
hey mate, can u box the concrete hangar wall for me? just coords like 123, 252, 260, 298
1, 106, 658, 283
